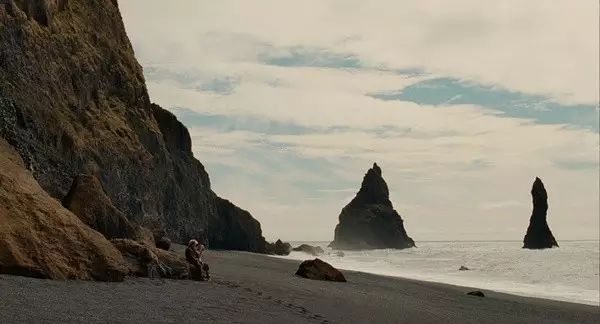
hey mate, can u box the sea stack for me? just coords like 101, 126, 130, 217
523, 177, 558, 249
330, 163, 415, 250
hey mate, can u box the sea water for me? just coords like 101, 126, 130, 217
282, 240, 599, 306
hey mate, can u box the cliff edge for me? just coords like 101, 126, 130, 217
0, 0, 268, 251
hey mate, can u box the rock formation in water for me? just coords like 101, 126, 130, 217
292, 244, 324, 256
0, 138, 127, 281
266, 239, 292, 255
0, 0, 268, 252
330, 163, 415, 250
523, 177, 559, 249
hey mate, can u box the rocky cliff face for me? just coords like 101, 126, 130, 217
211, 197, 268, 253
523, 177, 559, 249
0, 0, 266, 248
0, 138, 128, 281
62, 173, 155, 246
330, 163, 415, 250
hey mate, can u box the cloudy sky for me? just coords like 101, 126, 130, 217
120, 1, 599, 242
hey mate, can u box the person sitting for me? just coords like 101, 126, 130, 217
196, 243, 210, 280
185, 239, 209, 281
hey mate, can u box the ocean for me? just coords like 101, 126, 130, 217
282, 240, 599, 306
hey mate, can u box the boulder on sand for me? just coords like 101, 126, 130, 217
110, 239, 189, 279
330, 163, 415, 250
523, 177, 559, 249
0, 139, 127, 281
296, 259, 346, 282
292, 244, 324, 256
459, 266, 469, 271
466, 290, 485, 297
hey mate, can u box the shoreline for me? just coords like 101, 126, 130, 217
275, 253, 600, 307
1, 249, 598, 324
279, 240, 600, 306
266, 251, 600, 307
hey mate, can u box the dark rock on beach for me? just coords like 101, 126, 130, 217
459, 266, 470, 271
523, 177, 559, 249
296, 258, 346, 282
292, 244, 324, 256
0, 139, 127, 281
330, 163, 415, 250
0, 0, 267, 252
466, 290, 485, 297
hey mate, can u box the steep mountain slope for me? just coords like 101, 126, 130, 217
0, 0, 268, 251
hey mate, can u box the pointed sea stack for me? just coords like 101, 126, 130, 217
523, 177, 559, 249
330, 163, 415, 250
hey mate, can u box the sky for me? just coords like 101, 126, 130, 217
119, 0, 599, 242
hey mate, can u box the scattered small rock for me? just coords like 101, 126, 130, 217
466, 290, 485, 297
459, 266, 469, 271
296, 259, 346, 282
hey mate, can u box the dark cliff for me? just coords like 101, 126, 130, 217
0, 0, 267, 249
523, 177, 559, 249
211, 197, 268, 253
330, 163, 415, 250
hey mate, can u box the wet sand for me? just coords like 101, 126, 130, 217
1, 249, 598, 323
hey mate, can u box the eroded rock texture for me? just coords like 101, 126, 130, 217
0, 138, 128, 281
110, 239, 189, 279
330, 163, 415, 250
523, 177, 559, 249
211, 197, 269, 253
0, 0, 267, 249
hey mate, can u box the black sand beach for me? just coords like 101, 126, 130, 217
0, 249, 598, 324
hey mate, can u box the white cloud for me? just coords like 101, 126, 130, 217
122, 0, 599, 104
120, 1, 599, 241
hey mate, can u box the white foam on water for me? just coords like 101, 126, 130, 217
282, 240, 600, 306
